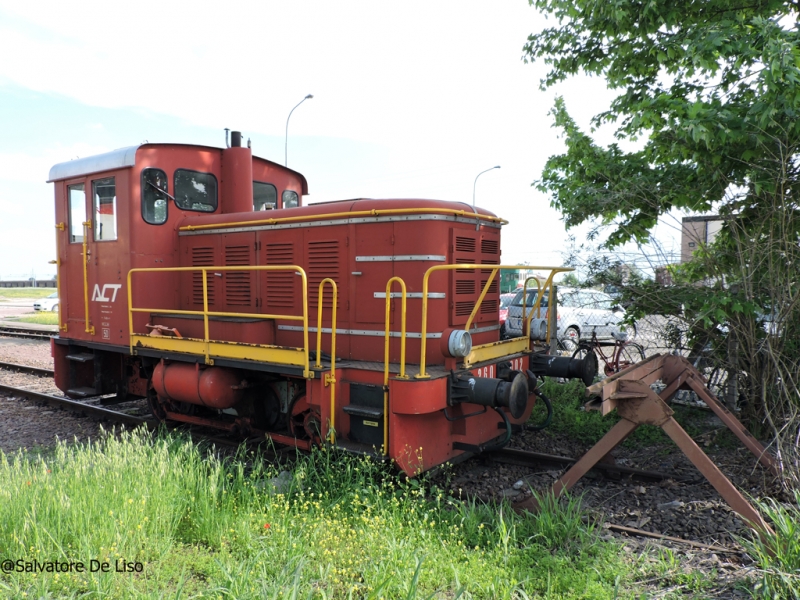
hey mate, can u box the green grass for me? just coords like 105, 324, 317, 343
738, 489, 800, 599
530, 378, 711, 448
0, 429, 666, 599
12, 312, 59, 326
0, 288, 56, 299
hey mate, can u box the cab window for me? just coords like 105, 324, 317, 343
282, 189, 299, 208
68, 183, 86, 244
142, 168, 169, 225
254, 181, 277, 211
174, 169, 217, 212
93, 177, 117, 241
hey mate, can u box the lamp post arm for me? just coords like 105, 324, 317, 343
473, 166, 500, 208
285, 95, 313, 167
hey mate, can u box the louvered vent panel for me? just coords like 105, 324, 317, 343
224, 245, 251, 307
455, 237, 476, 253
265, 243, 295, 308
481, 239, 499, 255
455, 257, 474, 274
456, 280, 476, 295
191, 247, 215, 305
308, 240, 340, 308
455, 301, 474, 316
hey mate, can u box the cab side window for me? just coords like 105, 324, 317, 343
174, 169, 217, 212
142, 168, 169, 225
282, 190, 299, 208
93, 177, 117, 241
68, 183, 86, 244
254, 181, 277, 211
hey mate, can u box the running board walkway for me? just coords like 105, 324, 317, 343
516, 354, 777, 536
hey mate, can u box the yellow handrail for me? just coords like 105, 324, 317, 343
180, 207, 508, 232
127, 265, 312, 377
383, 277, 408, 456
315, 278, 338, 444
82, 220, 95, 335
416, 265, 573, 378
521, 276, 544, 337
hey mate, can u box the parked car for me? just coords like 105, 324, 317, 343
33, 292, 59, 312
504, 287, 630, 350
498, 292, 516, 338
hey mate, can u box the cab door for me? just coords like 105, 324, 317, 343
63, 180, 90, 335
63, 174, 125, 342
86, 174, 126, 344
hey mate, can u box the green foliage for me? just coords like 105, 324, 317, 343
739, 489, 800, 598
0, 428, 658, 598
525, 0, 800, 246
525, 1, 800, 469
535, 378, 707, 447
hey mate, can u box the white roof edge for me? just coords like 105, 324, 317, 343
47, 145, 140, 182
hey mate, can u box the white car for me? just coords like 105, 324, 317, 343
33, 292, 59, 312
504, 287, 630, 350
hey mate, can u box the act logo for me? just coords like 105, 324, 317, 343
92, 284, 122, 302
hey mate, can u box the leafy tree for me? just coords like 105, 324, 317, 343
525, 0, 800, 486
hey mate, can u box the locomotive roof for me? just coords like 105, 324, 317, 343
47, 143, 305, 185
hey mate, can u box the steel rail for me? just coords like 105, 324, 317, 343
0, 327, 56, 340
0, 361, 54, 377
0, 383, 150, 428
485, 447, 698, 484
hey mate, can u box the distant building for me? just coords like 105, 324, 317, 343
681, 215, 723, 262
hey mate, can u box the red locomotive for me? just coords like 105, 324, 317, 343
48, 131, 593, 473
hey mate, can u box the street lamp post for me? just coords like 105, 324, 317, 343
473, 165, 500, 207
285, 94, 313, 166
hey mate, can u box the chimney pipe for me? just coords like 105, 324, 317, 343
231, 131, 242, 148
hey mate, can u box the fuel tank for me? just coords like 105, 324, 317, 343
152, 361, 244, 409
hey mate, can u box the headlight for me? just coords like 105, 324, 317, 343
529, 318, 547, 340
447, 330, 473, 357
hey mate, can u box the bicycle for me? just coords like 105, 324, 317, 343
571, 330, 646, 377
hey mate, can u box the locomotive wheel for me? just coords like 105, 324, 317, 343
303, 409, 322, 444
146, 379, 168, 422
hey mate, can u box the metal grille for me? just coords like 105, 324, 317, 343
191, 246, 215, 305
308, 240, 339, 308
265, 243, 295, 308
224, 245, 251, 307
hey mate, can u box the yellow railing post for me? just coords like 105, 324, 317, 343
202, 268, 211, 365
521, 276, 544, 337
383, 277, 408, 456
81, 220, 94, 335
416, 265, 574, 378
127, 265, 313, 376
315, 278, 338, 444
464, 268, 499, 332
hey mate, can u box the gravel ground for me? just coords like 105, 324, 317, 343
0, 336, 777, 597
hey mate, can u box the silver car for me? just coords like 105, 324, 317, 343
504, 287, 629, 350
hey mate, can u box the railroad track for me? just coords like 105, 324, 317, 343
0, 382, 151, 428
0, 326, 56, 340
484, 446, 700, 484
0, 360, 54, 377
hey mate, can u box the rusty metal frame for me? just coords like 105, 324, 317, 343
516, 354, 777, 539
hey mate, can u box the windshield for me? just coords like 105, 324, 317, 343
48, 292, 58, 298
500, 294, 515, 309
511, 289, 549, 308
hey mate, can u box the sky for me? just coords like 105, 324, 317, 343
0, 0, 683, 281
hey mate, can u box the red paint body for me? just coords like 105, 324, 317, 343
48, 139, 546, 474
